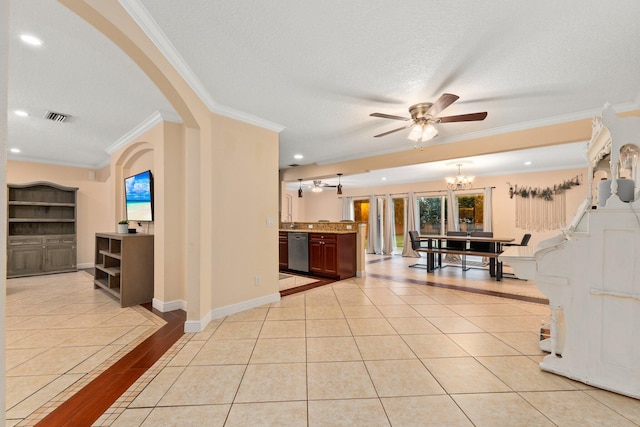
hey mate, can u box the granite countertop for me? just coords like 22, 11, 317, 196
279, 229, 357, 234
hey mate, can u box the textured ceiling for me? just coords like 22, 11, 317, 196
7, 0, 177, 168
7, 0, 640, 185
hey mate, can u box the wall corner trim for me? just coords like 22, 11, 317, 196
183, 293, 281, 333
152, 298, 186, 313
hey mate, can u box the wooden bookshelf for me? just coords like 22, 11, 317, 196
94, 232, 154, 307
7, 182, 78, 278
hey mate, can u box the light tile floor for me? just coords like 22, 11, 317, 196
99, 254, 639, 426
5, 271, 166, 426
7, 256, 640, 426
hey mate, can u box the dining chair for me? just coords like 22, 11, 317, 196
408, 230, 428, 269
503, 233, 531, 247
469, 231, 493, 252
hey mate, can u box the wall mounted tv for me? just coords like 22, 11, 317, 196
124, 170, 154, 222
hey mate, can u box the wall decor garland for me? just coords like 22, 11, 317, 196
507, 175, 581, 201
507, 175, 582, 231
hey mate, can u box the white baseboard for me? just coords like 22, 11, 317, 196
152, 298, 186, 312
77, 262, 93, 269
183, 292, 281, 333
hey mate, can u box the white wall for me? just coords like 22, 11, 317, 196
1, 0, 8, 418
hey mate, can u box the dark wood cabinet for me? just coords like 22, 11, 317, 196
7, 182, 78, 278
279, 232, 288, 269
309, 232, 355, 279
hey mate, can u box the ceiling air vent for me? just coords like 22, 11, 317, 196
288, 164, 300, 167
44, 110, 69, 123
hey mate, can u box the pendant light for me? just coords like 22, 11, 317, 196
337, 173, 343, 195
446, 164, 474, 190
298, 179, 303, 198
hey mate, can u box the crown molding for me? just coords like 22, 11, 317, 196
105, 110, 180, 155
314, 102, 640, 166
119, 0, 285, 133
7, 154, 106, 170
442, 103, 639, 146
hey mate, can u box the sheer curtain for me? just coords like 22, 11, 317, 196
402, 192, 420, 257
341, 196, 354, 221
483, 187, 493, 232
367, 195, 382, 254
446, 190, 459, 231
445, 189, 460, 263
382, 194, 396, 254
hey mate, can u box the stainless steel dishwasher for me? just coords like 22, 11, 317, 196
288, 232, 309, 273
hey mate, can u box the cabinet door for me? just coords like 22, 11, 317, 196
44, 244, 76, 272
279, 234, 288, 269
322, 242, 338, 275
309, 240, 324, 273
8, 246, 44, 277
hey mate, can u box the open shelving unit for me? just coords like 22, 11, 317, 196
94, 232, 154, 307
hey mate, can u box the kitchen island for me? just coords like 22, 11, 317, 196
279, 222, 361, 280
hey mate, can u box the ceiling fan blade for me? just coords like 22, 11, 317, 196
426, 93, 460, 116
370, 112, 411, 121
373, 123, 414, 138
438, 112, 487, 123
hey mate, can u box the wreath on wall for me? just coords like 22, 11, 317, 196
508, 175, 581, 201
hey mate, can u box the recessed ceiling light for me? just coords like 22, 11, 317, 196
294, 154, 303, 160
524, 161, 532, 166
20, 34, 43, 46
381, 177, 387, 181
14, 110, 29, 117
9, 148, 21, 154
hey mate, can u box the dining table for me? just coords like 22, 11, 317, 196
417, 234, 515, 281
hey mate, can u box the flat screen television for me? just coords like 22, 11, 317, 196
124, 170, 154, 222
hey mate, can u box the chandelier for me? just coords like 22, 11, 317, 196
446, 164, 474, 190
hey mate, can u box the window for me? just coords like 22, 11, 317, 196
417, 193, 485, 233
354, 199, 369, 246
418, 196, 443, 235
384, 197, 404, 248
455, 194, 485, 232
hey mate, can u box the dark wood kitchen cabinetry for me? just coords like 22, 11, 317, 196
279, 231, 288, 269
308, 232, 356, 279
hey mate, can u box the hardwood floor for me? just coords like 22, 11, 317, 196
34, 305, 185, 427
279, 270, 336, 297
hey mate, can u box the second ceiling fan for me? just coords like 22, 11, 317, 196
370, 93, 487, 143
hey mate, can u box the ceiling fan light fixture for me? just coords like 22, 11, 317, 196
407, 125, 423, 142
422, 124, 438, 141
407, 123, 438, 143
312, 186, 323, 193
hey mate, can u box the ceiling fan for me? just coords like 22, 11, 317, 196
308, 180, 337, 192
370, 93, 487, 144
298, 174, 343, 196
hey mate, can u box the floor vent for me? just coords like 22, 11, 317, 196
44, 110, 69, 123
